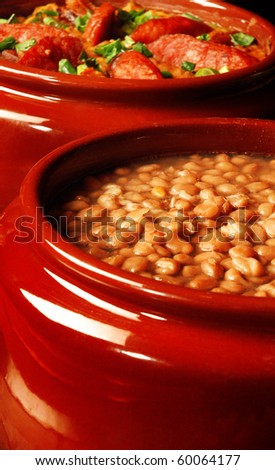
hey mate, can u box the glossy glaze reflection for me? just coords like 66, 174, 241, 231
0, 0, 275, 211
1, 118, 275, 449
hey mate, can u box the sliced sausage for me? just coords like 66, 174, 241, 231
109, 50, 163, 79
18, 35, 82, 70
147, 34, 258, 71
131, 16, 212, 44
83, 2, 116, 45
0, 23, 70, 44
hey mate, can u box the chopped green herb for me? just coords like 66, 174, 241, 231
75, 11, 92, 32
134, 10, 155, 26
77, 63, 88, 74
40, 9, 58, 16
132, 42, 153, 57
118, 8, 145, 24
195, 67, 219, 77
122, 35, 135, 48
0, 13, 17, 24
230, 32, 255, 47
0, 36, 17, 52
181, 60, 195, 71
219, 65, 230, 73
119, 8, 157, 34
58, 58, 77, 74
31, 12, 43, 23
43, 16, 62, 27
31, 10, 58, 24
94, 39, 125, 62
15, 38, 36, 53
79, 50, 88, 61
182, 12, 202, 22
161, 70, 173, 78
197, 33, 210, 41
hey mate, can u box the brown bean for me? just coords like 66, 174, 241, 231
154, 258, 180, 275
200, 258, 224, 279
174, 253, 194, 265
231, 256, 265, 277
188, 274, 217, 291
255, 244, 275, 262
257, 202, 274, 217
219, 280, 246, 294
193, 200, 221, 219
229, 245, 255, 258
263, 219, 275, 238
122, 256, 148, 273
56, 151, 275, 297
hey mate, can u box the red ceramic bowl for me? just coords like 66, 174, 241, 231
1, 117, 275, 450
0, 0, 275, 212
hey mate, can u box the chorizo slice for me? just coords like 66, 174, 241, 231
109, 50, 163, 79
0, 23, 70, 44
147, 34, 258, 71
18, 35, 82, 70
131, 16, 212, 44
83, 2, 116, 45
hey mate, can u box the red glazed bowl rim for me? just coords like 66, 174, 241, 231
0, 0, 274, 99
19, 116, 275, 327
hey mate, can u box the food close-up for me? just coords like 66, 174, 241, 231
0, 0, 275, 456
51, 151, 275, 297
0, 0, 270, 79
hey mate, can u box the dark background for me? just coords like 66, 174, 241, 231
225, 1, 274, 24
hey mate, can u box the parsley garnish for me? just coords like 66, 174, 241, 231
0, 36, 17, 51
15, 38, 36, 53
118, 8, 157, 34
58, 58, 77, 74
94, 39, 125, 62
75, 11, 92, 32
230, 32, 255, 47
0, 14, 17, 24
132, 42, 153, 57
195, 67, 219, 77
181, 61, 196, 71
197, 33, 210, 41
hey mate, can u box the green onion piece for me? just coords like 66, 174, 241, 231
219, 65, 230, 74
134, 10, 155, 26
181, 60, 195, 72
118, 8, 145, 24
132, 42, 153, 57
15, 38, 36, 53
122, 35, 135, 48
182, 12, 202, 22
230, 32, 255, 47
79, 50, 88, 61
77, 63, 88, 74
43, 16, 61, 27
161, 70, 173, 78
0, 36, 17, 52
40, 9, 58, 16
117, 8, 131, 23
119, 9, 157, 34
31, 12, 43, 23
195, 67, 219, 77
58, 58, 77, 74
0, 13, 17, 24
94, 39, 125, 63
197, 33, 210, 41
75, 11, 92, 32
